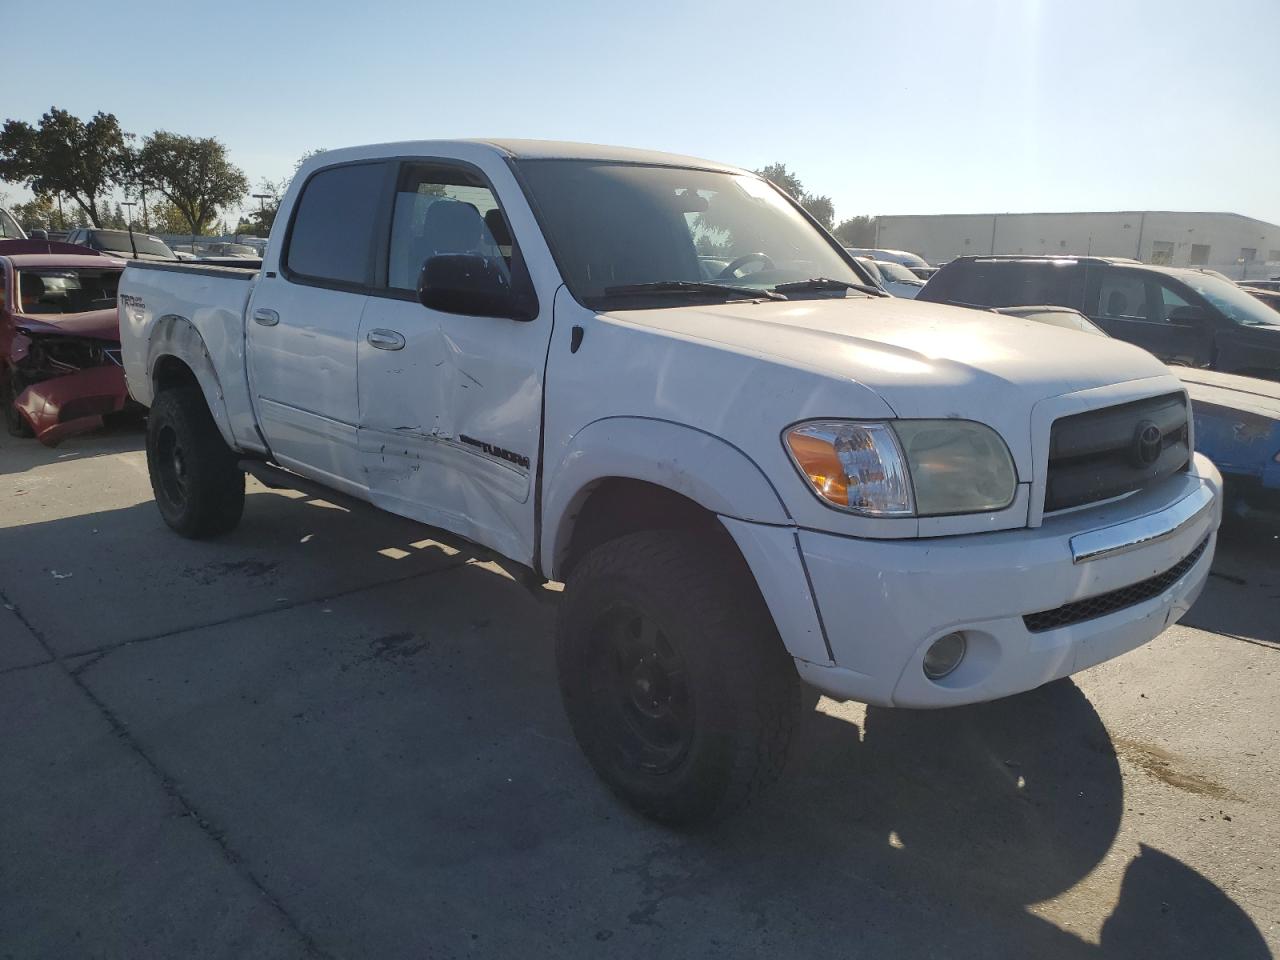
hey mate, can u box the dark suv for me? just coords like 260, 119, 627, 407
918, 256, 1280, 380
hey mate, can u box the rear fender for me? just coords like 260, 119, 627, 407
146, 315, 237, 448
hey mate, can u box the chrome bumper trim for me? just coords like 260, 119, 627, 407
1070, 484, 1214, 564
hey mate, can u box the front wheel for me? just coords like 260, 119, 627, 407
557, 530, 801, 826
146, 386, 245, 538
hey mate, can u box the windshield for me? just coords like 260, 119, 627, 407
17, 268, 122, 315
1181, 272, 1279, 327
515, 160, 867, 307
874, 261, 920, 283
88, 230, 176, 260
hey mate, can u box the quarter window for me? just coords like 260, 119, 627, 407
285, 162, 385, 286
386, 163, 509, 292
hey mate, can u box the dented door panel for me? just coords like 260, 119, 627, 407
355, 294, 551, 565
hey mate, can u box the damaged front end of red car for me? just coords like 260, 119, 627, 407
6, 320, 129, 445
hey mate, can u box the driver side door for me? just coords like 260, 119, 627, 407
356, 159, 553, 565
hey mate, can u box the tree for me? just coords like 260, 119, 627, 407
755, 161, 836, 231
0, 108, 132, 227
135, 131, 249, 235
150, 199, 197, 235
11, 194, 75, 232
834, 215, 878, 247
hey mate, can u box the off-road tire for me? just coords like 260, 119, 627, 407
146, 386, 244, 538
557, 530, 802, 826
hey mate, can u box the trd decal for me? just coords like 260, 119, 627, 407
458, 435, 531, 469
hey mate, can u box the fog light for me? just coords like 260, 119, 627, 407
923, 632, 966, 680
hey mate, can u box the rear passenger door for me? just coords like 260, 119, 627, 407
1087, 268, 1214, 366
246, 160, 388, 492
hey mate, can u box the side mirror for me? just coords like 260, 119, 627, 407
30, 229, 48, 240
417, 254, 536, 321
1167, 305, 1211, 327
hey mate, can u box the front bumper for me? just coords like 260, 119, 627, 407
14, 365, 129, 446
727, 453, 1221, 709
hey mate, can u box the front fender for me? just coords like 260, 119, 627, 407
146, 315, 238, 449
541, 416, 793, 575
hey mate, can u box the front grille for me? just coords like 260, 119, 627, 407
1045, 392, 1190, 512
1023, 536, 1209, 632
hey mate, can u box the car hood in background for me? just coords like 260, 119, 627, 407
13, 308, 120, 341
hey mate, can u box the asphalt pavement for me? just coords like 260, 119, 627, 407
2, 422, 1277, 959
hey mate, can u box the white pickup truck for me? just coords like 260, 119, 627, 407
119, 140, 1221, 824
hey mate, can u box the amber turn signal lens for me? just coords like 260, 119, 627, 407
785, 432, 849, 506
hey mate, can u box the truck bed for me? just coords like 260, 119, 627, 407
118, 258, 265, 453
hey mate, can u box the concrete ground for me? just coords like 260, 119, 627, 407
1, 422, 1277, 960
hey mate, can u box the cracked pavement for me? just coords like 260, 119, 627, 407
1, 424, 1277, 959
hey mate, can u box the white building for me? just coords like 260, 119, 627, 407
875, 211, 1280, 282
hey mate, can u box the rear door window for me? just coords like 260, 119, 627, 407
285, 162, 386, 287
1097, 272, 1149, 320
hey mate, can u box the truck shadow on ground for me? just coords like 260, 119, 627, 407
730, 683, 1271, 958
0, 443, 1271, 958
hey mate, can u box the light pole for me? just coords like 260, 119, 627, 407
122, 201, 137, 227
251, 193, 272, 235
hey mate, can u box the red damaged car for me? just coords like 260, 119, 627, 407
1, 239, 129, 444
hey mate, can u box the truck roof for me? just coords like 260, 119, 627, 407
301, 139, 745, 175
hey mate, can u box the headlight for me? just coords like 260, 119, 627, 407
784, 419, 1016, 517
784, 421, 914, 515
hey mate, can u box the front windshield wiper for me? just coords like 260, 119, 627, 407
772, 277, 888, 297
604, 281, 785, 302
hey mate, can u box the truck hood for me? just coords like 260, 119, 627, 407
14, 308, 120, 341
604, 296, 1171, 417
603, 296, 1176, 482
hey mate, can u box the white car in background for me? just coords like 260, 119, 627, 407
853, 257, 926, 298
872, 259, 926, 298
844, 246, 934, 279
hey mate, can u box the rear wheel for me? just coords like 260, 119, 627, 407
557, 530, 801, 826
146, 386, 244, 538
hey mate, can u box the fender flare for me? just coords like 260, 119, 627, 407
146, 315, 238, 448
540, 416, 793, 575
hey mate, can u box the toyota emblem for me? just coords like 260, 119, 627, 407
1132, 420, 1163, 467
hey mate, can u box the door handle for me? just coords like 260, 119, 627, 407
367, 329, 406, 351
253, 308, 279, 326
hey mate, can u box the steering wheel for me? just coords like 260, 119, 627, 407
719, 252, 774, 280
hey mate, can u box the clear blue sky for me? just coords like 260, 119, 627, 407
4, 0, 1278, 226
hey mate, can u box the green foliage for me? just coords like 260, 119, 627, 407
10, 193, 76, 232
0, 108, 132, 227
833, 215, 878, 247
135, 131, 249, 234
754, 161, 836, 231
150, 199, 198, 235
